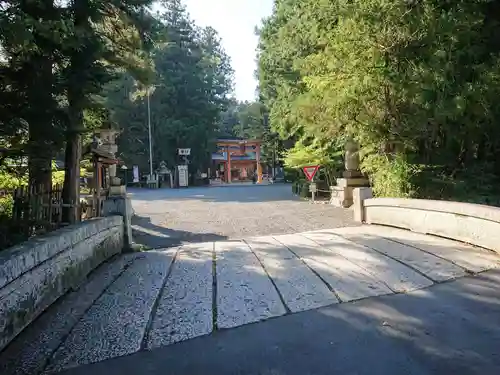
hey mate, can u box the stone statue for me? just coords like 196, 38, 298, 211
331, 138, 369, 208
344, 138, 360, 171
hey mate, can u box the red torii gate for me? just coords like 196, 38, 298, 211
215, 139, 262, 183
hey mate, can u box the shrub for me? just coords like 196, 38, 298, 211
0, 196, 13, 216
0, 171, 26, 190
362, 154, 419, 198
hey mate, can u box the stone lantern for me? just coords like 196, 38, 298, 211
94, 128, 120, 183
94, 127, 127, 197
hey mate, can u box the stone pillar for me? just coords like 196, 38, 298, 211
353, 187, 373, 222
102, 194, 134, 251
330, 138, 370, 208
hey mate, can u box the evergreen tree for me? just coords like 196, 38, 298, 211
60, 0, 154, 221
0, 0, 66, 189
258, 0, 500, 202
112, 0, 234, 176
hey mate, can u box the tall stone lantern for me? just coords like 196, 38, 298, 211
95, 127, 134, 250
94, 128, 124, 195
330, 138, 370, 207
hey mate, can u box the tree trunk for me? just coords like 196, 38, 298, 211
28, 140, 52, 191
61, 0, 90, 224
27, 48, 54, 191
22, 0, 56, 191
61, 91, 83, 224
61, 132, 81, 224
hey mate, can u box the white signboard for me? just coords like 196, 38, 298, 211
178, 148, 191, 156
133, 165, 139, 183
178, 165, 188, 187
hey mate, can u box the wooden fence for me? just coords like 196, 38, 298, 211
11, 184, 71, 236
0, 184, 99, 242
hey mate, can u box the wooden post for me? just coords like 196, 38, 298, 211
96, 160, 102, 217
57, 184, 63, 225
48, 184, 53, 229
226, 146, 231, 183
13, 187, 21, 224
38, 184, 43, 224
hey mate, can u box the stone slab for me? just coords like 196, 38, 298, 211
350, 225, 500, 273
326, 227, 466, 282
274, 234, 393, 302
45, 250, 176, 373
336, 177, 369, 188
146, 243, 213, 349
0, 254, 138, 375
215, 241, 286, 329
245, 237, 338, 312
0, 216, 122, 291
342, 170, 363, 178
301, 232, 434, 292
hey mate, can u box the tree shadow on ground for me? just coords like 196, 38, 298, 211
65, 230, 500, 375
131, 214, 227, 248
56, 268, 500, 375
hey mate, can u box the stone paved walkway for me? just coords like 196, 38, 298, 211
2, 225, 500, 375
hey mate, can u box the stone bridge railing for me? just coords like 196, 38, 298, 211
353, 187, 500, 254
0, 216, 125, 352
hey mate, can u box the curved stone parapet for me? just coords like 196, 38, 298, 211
0, 216, 124, 352
353, 191, 500, 254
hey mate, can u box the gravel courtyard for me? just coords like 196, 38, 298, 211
130, 184, 356, 248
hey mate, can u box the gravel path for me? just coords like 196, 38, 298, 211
130, 184, 356, 248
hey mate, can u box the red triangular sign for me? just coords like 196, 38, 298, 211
303, 165, 320, 181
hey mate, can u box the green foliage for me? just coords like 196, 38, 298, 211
234, 102, 267, 139
0, 195, 15, 251
258, 0, 500, 201
283, 140, 343, 186
217, 99, 284, 168
0, 196, 13, 217
0, 0, 157, 222
291, 180, 310, 198
362, 154, 419, 198
0, 170, 27, 190
52, 171, 65, 186
284, 167, 300, 182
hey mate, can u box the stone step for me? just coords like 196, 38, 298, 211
45, 250, 175, 374
331, 226, 500, 273
325, 227, 466, 281
273, 234, 393, 302
0, 253, 139, 375
245, 237, 338, 312
301, 231, 434, 293
146, 243, 213, 349
215, 240, 287, 329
